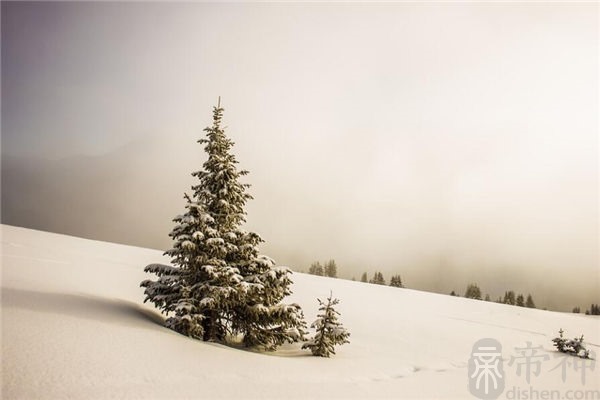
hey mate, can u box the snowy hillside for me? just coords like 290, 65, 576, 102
2, 224, 599, 399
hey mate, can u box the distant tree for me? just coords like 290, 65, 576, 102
308, 262, 324, 276
503, 291, 516, 305
572, 307, 581, 314
302, 293, 350, 357
484, 294, 491, 302
464, 283, 482, 300
516, 294, 525, 307
351, 277, 356, 281
360, 272, 368, 283
389, 274, 404, 288
324, 259, 338, 278
587, 304, 600, 315
525, 294, 535, 308
369, 271, 386, 285
450, 290, 458, 297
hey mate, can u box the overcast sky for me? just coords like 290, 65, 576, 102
2, 2, 598, 310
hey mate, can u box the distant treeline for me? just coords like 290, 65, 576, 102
304, 264, 598, 314
307, 260, 338, 278
358, 271, 404, 287
450, 284, 536, 308
572, 304, 600, 315
305, 261, 404, 288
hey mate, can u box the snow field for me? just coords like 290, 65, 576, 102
2, 224, 598, 399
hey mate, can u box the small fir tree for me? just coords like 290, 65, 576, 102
516, 294, 525, 307
552, 329, 591, 359
484, 294, 491, 302
360, 272, 368, 283
552, 329, 567, 352
389, 275, 404, 288
302, 293, 350, 357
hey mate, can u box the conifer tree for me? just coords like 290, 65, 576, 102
588, 304, 600, 315
308, 262, 324, 276
360, 272, 368, 283
232, 252, 307, 350
464, 283, 482, 300
525, 294, 535, 308
516, 294, 525, 307
552, 329, 591, 359
141, 99, 306, 349
389, 275, 403, 288
302, 293, 350, 357
369, 271, 386, 285
141, 193, 240, 341
324, 260, 338, 278
503, 291, 516, 305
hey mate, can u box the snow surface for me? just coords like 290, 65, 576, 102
2, 224, 599, 399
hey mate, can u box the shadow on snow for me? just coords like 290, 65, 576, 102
2, 287, 165, 330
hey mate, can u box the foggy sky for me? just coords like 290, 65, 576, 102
2, 2, 598, 311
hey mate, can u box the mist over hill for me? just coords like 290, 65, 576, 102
2, 2, 597, 313
2, 140, 598, 312
2, 138, 187, 250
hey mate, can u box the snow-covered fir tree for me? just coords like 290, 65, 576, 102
552, 329, 591, 359
141, 99, 306, 349
231, 251, 307, 350
302, 293, 350, 357
141, 193, 237, 341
